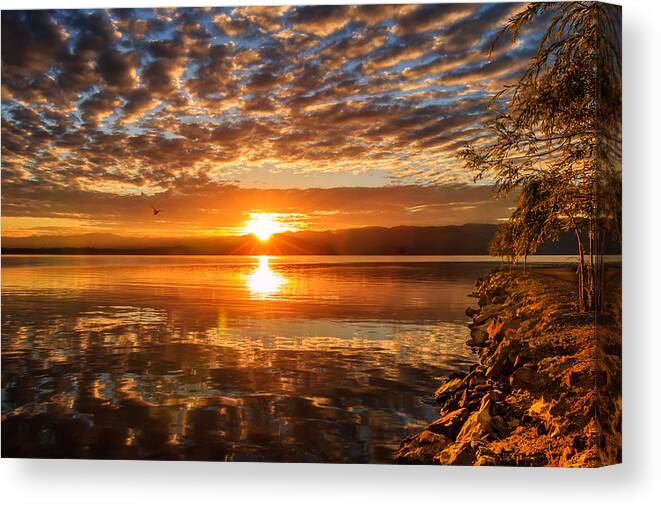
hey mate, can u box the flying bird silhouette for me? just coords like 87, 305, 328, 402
151, 204, 162, 216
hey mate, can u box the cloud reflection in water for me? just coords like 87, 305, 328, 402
2, 255, 491, 462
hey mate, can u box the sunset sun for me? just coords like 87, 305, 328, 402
244, 213, 285, 241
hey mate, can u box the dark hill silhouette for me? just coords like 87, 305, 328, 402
1, 224, 620, 255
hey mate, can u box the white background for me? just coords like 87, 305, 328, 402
1, 0, 659, 505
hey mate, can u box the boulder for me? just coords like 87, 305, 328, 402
490, 415, 508, 436
501, 318, 522, 334
538, 356, 559, 368
485, 339, 514, 380
527, 397, 561, 437
467, 324, 489, 346
467, 372, 487, 388
491, 294, 507, 305
436, 441, 477, 466
510, 367, 541, 391
473, 304, 504, 325
396, 430, 452, 464
434, 377, 464, 403
465, 306, 479, 318
513, 353, 532, 369
563, 367, 584, 388
487, 318, 504, 341
474, 445, 500, 466
517, 319, 536, 334
457, 388, 469, 408
455, 393, 494, 442
427, 408, 469, 439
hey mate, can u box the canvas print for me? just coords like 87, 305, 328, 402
1, 2, 621, 466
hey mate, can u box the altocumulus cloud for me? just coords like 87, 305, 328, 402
2, 3, 541, 237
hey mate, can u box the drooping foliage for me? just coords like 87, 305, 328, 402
463, 1, 621, 311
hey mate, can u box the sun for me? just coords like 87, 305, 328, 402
243, 213, 285, 241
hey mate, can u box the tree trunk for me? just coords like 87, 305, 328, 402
587, 222, 595, 310
574, 227, 587, 311
595, 222, 606, 312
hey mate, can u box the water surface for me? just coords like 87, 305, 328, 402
2, 255, 496, 462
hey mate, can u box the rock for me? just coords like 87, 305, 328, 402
434, 377, 464, 403
474, 445, 500, 466
457, 388, 469, 408
527, 397, 561, 437
510, 367, 540, 391
490, 415, 508, 436
501, 318, 522, 334
396, 430, 452, 464
537, 356, 559, 369
572, 434, 587, 452
467, 324, 489, 346
455, 393, 494, 442
558, 446, 575, 466
460, 393, 482, 412
478, 346, 493, 363
480, 389, 502, 405
507, 418, 521, 430
517, 319, 536, 334
485, 339, 515, 380
427, 408, 469, 438
487, 318, 504, 341
468, 372, 487, 388
563, 367, 583, 388
471, 383, 492, 393
513, 353, 532, 369
473, 304, 504, 325
491, 294, 507, 304
436, 441, 477, 466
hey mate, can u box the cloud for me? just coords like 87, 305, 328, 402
392, 3, 479, 36
142, 58, 183, 96
1, 11, 69, 78
121, 88, 156, 123
96, 48, 138, 91
79, 90, 122, 126
1, 4, 547, 231
289, 5, 352, 37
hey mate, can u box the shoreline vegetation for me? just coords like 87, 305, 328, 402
396, 268, 621, 466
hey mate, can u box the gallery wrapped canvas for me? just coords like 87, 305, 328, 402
1, 2, 621, 466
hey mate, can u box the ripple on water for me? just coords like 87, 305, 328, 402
1, 256, 487, 462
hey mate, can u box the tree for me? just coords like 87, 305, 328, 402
510, 177, 561, 273
489, 221, 517, 271
462, 2, 621, 311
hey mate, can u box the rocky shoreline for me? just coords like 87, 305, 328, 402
396, 269, 621, 466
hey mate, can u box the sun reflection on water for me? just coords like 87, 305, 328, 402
246, 256, 286, 297
2, 256, 484, 462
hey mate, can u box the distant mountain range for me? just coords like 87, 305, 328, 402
1, 224, 620, 255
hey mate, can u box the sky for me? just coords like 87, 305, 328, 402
1, 3, 546, 241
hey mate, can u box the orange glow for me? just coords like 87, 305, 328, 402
246, 256, 286, 296
243, 213, 285, 241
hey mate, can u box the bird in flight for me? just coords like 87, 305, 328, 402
151, 204, 162, 216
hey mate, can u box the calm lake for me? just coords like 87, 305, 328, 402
1, 255, 506, 462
